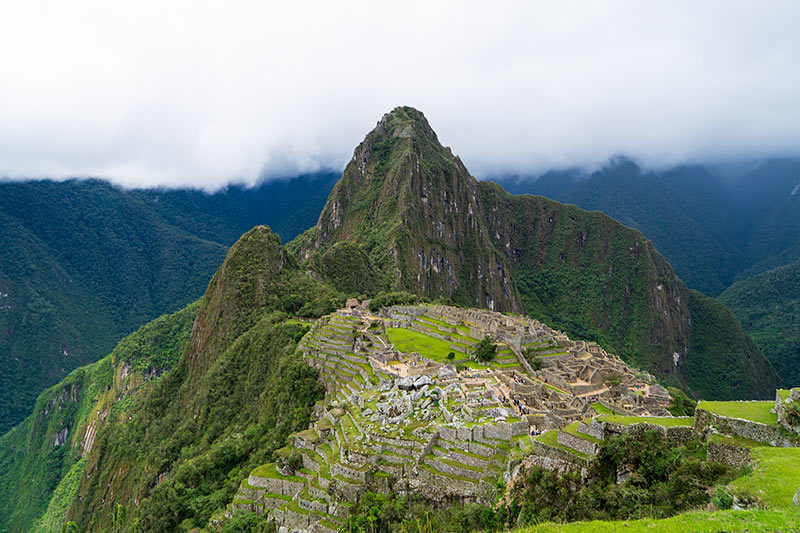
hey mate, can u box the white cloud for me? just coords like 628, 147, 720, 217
1, 0, 799, 189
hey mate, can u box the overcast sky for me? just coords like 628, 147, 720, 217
1, 1, 799, 189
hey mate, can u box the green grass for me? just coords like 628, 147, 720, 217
707, 433, 761, 449
698, 401, 777, 425
518, 508, 800, 532
598, 414, 693, 427
562, 422, 602, 444
729, 446, 800, 509
534, 430, 590, 459
778, 389, 792, 401
385, 327, 472, 364
250, 463, 306, 483
590, 403, 613, 415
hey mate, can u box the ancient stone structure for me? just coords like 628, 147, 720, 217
229, 304, 799, 531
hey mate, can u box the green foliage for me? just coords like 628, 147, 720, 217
343, 492, 507, 533
712, 486, 733, 510
472, 336, 497, 363
510, 431, 736, 524
221, 511, 274, 533
0, 180, 228, 434
311, 241, 382, 295
0, 304, 197, 531
62, 229, 333, 531
720, 258, 800, 387
369, 291, 424, 312
667, 387, 697, 417
446, 352, 455, 360
0, 173, 336, 434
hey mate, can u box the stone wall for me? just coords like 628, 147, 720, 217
531, 437, 588, 467
694, 408, 796, 447
557, 431, 598, 455
578, 420, 604, 441
415, 464, 491, 502
707, 439, 753, 468
330, 462, 367, 482
248, 475, 304, 497
602, 420, 694, 444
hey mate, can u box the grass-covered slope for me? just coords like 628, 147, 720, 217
0, 303, 198, 532
720, 259, 800, 387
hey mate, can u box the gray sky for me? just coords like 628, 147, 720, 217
2, 1, 799, 189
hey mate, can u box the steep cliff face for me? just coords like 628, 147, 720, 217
297, 106, 778, 399
301, 106, 519, 311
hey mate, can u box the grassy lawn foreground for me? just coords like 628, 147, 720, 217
520, 508, 800, 532
729, 446, 800, 509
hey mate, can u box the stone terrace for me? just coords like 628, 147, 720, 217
229, 304, 679, 531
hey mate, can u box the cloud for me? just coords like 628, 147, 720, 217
1, 0, 799, 189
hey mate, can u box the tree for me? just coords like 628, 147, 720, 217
472, 336, 497, 363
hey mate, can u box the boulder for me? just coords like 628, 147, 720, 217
438, 364, 458, 379
414, 375, 433, 388
794, 486, 800, 507
398, 377, 416, 391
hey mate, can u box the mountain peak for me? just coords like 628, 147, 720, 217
301, 107, 519, 311
375, 106, 437, 141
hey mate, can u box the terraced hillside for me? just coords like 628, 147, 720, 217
230, 303, 675, 531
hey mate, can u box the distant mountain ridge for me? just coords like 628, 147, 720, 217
492, 157, 800, 295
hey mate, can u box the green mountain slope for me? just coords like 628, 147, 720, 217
296, 107, 778, 399
720, 259, 800, 387
0, 303, 198, 531
491, 159, 800, 386
65, 227, 342, 530
740, 191, 800, 279
0, 174, 337, 434
0, 226, 344, 531
493, 160, 745, 296
292, 106, 519, 311
0, 180, 226, 434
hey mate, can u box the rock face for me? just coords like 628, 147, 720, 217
292, 106, 778, 399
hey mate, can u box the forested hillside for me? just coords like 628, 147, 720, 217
0, 174, 336, 434
492, 157, 800, 386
